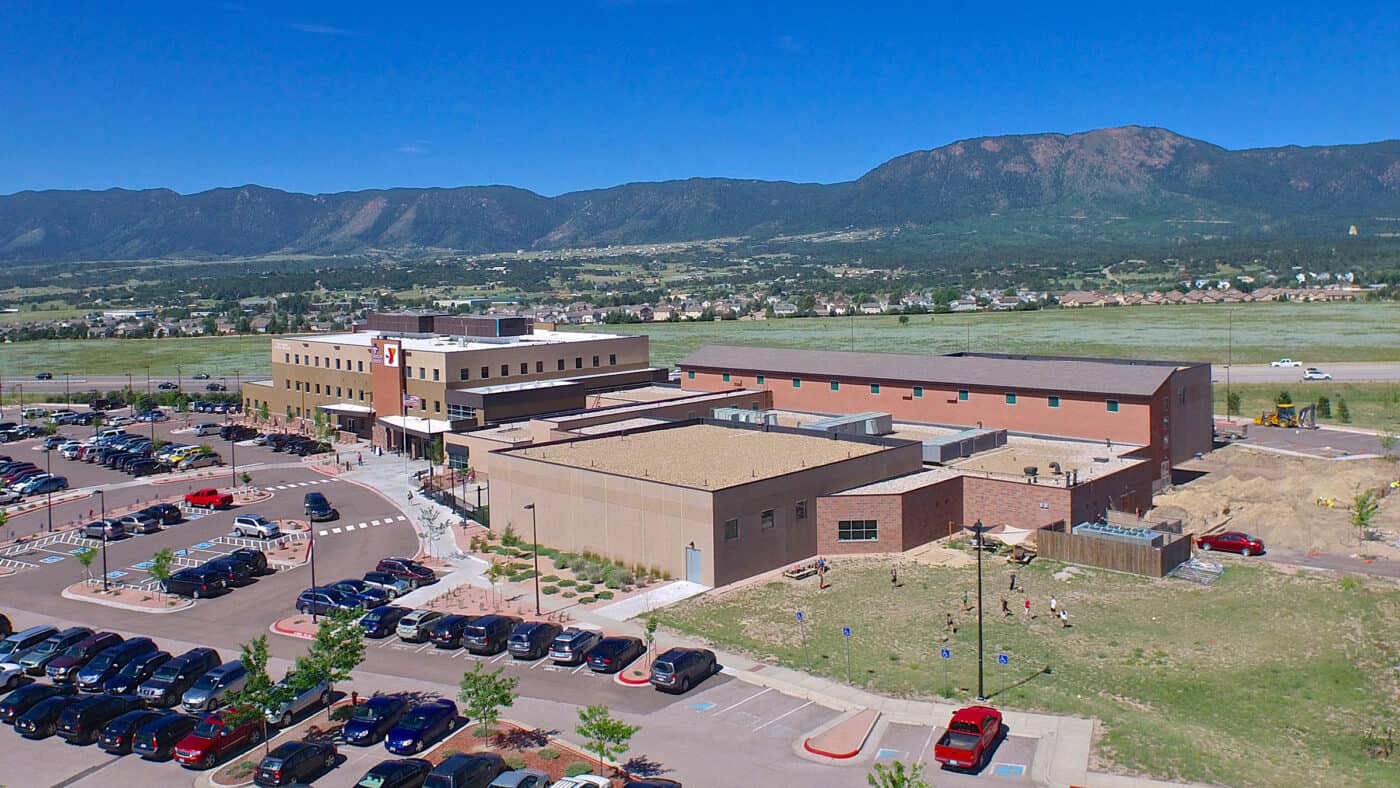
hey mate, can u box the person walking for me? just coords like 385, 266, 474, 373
962, 590, 971, 611
1023, 597, 1032, 621
1009, 571, 1017, 591
1001, 598, 1011, 617
1059, 608, 1070, 628
945, 612, 956, 633
357, 452, 363, 466
890, 566, 899, 588
1049, 595, 1058, 616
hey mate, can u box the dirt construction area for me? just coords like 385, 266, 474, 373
1154, 444, 1400, 557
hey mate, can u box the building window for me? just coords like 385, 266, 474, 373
1107, 399, 1120, 413
830, 380, 840, 391
501, 364, 509, 377
536, 361, 544, 373
313, 356, 319, 367
558, 359, 566, 371
358, 390, 365, 400
870, 384, 880, 394
335, 358, 341, 370
958, 390, 969, 401
447, 403, 476, 420
284, 353, 290, 363
433, 368, 440, 381
575, 357, 583, 369
294, 381, 301, 391
1048, 396, 1060, 408
795, 500, 807, 520
756, 375, 765, 385
761, 509, 774, 529
592, 355, 600, 367
1005, 392, 1017, 405
314, 383, 321, 394
688, 371, 695, 380
419, 367, 426, 380
609, 354, 616, 365
481, 366, 489, 379
336, 386, 342, 397
837, 520, 878, 542
285, 380, 291, 389
913, 386, 923, 398
724, 518, 740, 541
434, 400, 441, 413
722, 373, 731, 383
461, 369, 469, 381
521, 363, 528, 375
793, 378, 802, 388
294, 354, 300, 364
357, 360, 364, 372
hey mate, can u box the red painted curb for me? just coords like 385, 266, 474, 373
615, 670, 652, 687
802, 738, 861, 759
270, 618, 316, 640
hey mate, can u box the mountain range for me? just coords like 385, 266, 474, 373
3, 126, 1399, 262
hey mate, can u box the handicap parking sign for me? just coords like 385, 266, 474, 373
940, 648, 951, 660
796, 611, 804, 622
105, 570, 127, 580
997, 653, 1010, 665
842, 626, 851, 638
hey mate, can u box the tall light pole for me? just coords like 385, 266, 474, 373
97, 489, 109, 592
44, 447, 53, 533
523, 503, 541, 616
125, 372, 132, 409
63, 373, 69, 406
308, 529, 318, 624
970, 519, 990, 701
229, 431, 237, 489
1226, 308, 1234, 422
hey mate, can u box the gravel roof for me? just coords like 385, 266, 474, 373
679, 346, 1194, 397
508, 423, 885, 490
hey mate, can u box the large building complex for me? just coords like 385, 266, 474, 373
243, 312, 659, 454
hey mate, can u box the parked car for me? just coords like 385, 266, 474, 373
224, 547, 269, 575
356, 758, 433, 788
75, 637, 158, 691
128, 459, 168, 477
0, 662, 23, 691
104, 650, 172, 694
175, 710, 263, 768
296, 586, 361, 616
98, 708, 167, 754
193, 423, 222, 437
184, 488, 234, 509
933, 705, 1003, 771
255, 739, 338, 786
427, 752, 508, 788
0, 488, 22, 505
1196, 531, 1265, 556
162, 566, 228, 598
429, 615, 475, 649
487, 770, 551, 788
132, 711, 199, 760
264, 677, 331, 727
548, 628, 603, 666
230, 514, 280, 539
0, 624, 58, 669
205, 554, 257, 586
14, 694, 82, 738
0, 613, 10, 638
360, 605, 412, 639
377, 556, 437, 587
586, 636, 645, 674
179, 453, 223, 470
1, 682, 74, 723
304, 491, 339, 521
119, 512, 162, 534
507, 622, 562, 661
56, 693, 147, 744
18, 626, 93, 676
138, 647, 221, 707
343, 694, 409, 746
48, 631, 125, 683
81, 519, 125, 540
330, 578, 391, 608
396, 609, 445, 643
181, 660, 248, 713
143, 502, 184, 525
622, 780, 683, 787
463, 615, 521, 656
19, 474, 68, 494
550, 776, 612, 788
362, 570, 414, 599
386, 698, 457, 755
649, 647, 717, 694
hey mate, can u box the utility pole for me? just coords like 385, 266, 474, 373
524, 503, 541, 616
44, 448, 53, 533
971, 519, 989, 701
1226, 308, 1234, 423
97, 489, 109, 591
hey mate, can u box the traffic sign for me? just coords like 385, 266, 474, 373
997, 653, 1010, 665
796, 611, 804, 623
842, 626, 851, 638
940, 648, 952, 660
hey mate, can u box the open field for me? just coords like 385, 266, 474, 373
0, 335, 270, 377
571, 302, 1400, 368
1216, 382, 1400, 431
656, 557, 1400, 787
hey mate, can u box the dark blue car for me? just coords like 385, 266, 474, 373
104, 650, 171, 694
295, 586, 360, 616
343, 695, 409, 746
385, 698, 456, 755
328, 579, 390, 608
358, 606, 411, 639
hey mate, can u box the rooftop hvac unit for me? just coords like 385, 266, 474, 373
711, 407, 777, 426
798, 412, 893, 437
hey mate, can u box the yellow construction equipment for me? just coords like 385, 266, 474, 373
1254, 399, 1316, 428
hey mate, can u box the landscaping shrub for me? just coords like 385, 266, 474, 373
557, 578, 577, 587
576, 583, 595, 593
542, 585, 560, 595
538, 747, 561, 760
562, 591, 577, 599
578, 595, 596, 604
329, 705, 355, 721
605, 577, 622, 590
554, 553, 575, 569
542, 574, 560, 583
595, 590, 614, 600
565, 762, 592, 777
505, 755, 526, 769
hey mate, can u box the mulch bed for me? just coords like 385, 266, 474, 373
431, 721, 623, 786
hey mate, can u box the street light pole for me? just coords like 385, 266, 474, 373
44, 448, 53, 533
308, 529, 318, 624
1226, 308, 1234, 423
229, 432, 237, 489
524, 503, 541, 615
64, 373, 69, 405
97, 489, 109, 592
971, 518, 989, 701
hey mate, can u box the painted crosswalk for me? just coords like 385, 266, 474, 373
263, 478, 334, 492
316, 514, 407, 537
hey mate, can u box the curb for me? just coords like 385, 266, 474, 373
60, 584, 196, 614
615, 669, 651, 687
270, 616, 316, 640
799, 707, 880, 761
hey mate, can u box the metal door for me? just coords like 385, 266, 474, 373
685, 546, 703, 584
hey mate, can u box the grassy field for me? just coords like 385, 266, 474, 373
656, 557, 1400, 786
0, 335, 270, 377
1216, 382, 1400, 431
572, 302, 1400, 368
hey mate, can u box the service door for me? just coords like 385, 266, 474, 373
685, 546, 703, 584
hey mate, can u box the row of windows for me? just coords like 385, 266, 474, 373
456, 354, 619, 382
695, 371, 1121, 411
285, 352, 365, 373
722, 501, 807, 541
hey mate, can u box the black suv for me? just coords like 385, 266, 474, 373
462, 615, 521, 656
75, 637, 158, 691
649, 647, 717, 694
507, 622, 563, 661
303, 492, 338, 522
138, 647, 221, 707
254, 739, 338, 786
104, 650, 171, 694
161, 565, 228, 598
428, 615, 474, 649
132, 712, 198, 760
57, 693, 147, 744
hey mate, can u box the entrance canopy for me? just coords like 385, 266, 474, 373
320, 402, 374, 415
379, 414, 454, 438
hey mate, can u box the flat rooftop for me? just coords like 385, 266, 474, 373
589, 385, 694, 406
283, 328, 622, 354
509, 423, 887, 490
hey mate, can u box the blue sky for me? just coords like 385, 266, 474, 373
2, 1, 1398, 196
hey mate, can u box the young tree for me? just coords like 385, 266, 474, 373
1352, 490, 1380, 542
258, 401, 270, 422
292, 606, 365, 695
149, 547, 174, 598
424, 437, 444, 486
223, 635, 290, 754
575, 704, 639, 775
75, 546, 96, 580
1338, 398, 1352, 423
868, 760, 932, 788
90, 413, 105, 436
897, 314, 910, 326
457, 663, 519, 736
486, 559, 506, 607
1226, 391, 1242, 417
1378, 428, 1398, 460
644, 616, 658, 668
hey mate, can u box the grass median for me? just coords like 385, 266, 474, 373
655, 555, 1400, 787
1217, 382, 1400, 431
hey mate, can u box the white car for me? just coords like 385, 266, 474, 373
1270, 358, 1303, 368
1302, 368, 1332, 381
1, 661, 24, 690
107, 415, 135, 427
232, 514, 282, 539
550, 777, 611, 788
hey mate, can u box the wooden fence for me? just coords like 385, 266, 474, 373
1036, 521, 1193, 578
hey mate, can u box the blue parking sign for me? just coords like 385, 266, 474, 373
796, 611, 804, 623
842, 626, 851, 638
997, 653, 1010, 665
940, 648, 952, 660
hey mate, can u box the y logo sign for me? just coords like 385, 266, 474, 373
383, 345, 400, 367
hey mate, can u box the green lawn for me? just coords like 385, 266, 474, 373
0, 335, 271, 377
569, 301, 1400, 368
1216, 382, 1400, 431
656, 558, 1400, 787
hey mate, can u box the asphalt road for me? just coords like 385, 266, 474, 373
4, 374, 239, 395
1211, 361, 1400, 383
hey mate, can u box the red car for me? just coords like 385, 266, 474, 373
933, 705, 1002, 771
184, 488, 234, 509
173, 711, 263, 769
1195, 531, 1265, 556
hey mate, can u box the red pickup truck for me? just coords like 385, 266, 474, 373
173, 711, 263, 769
933, 705, 1002, 771
184, 488, 233, 509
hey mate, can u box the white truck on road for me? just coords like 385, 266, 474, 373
1270, 358, 1303, 368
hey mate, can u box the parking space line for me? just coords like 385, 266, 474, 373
571, 664, 588, 674
751, 700, 813, 732
370, 519, 381, 526
489, 652, 509, 664
713, 687, 772, 715
356, 522, 367, 529
330, 527, 343, 534
914, 725, 937, 767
